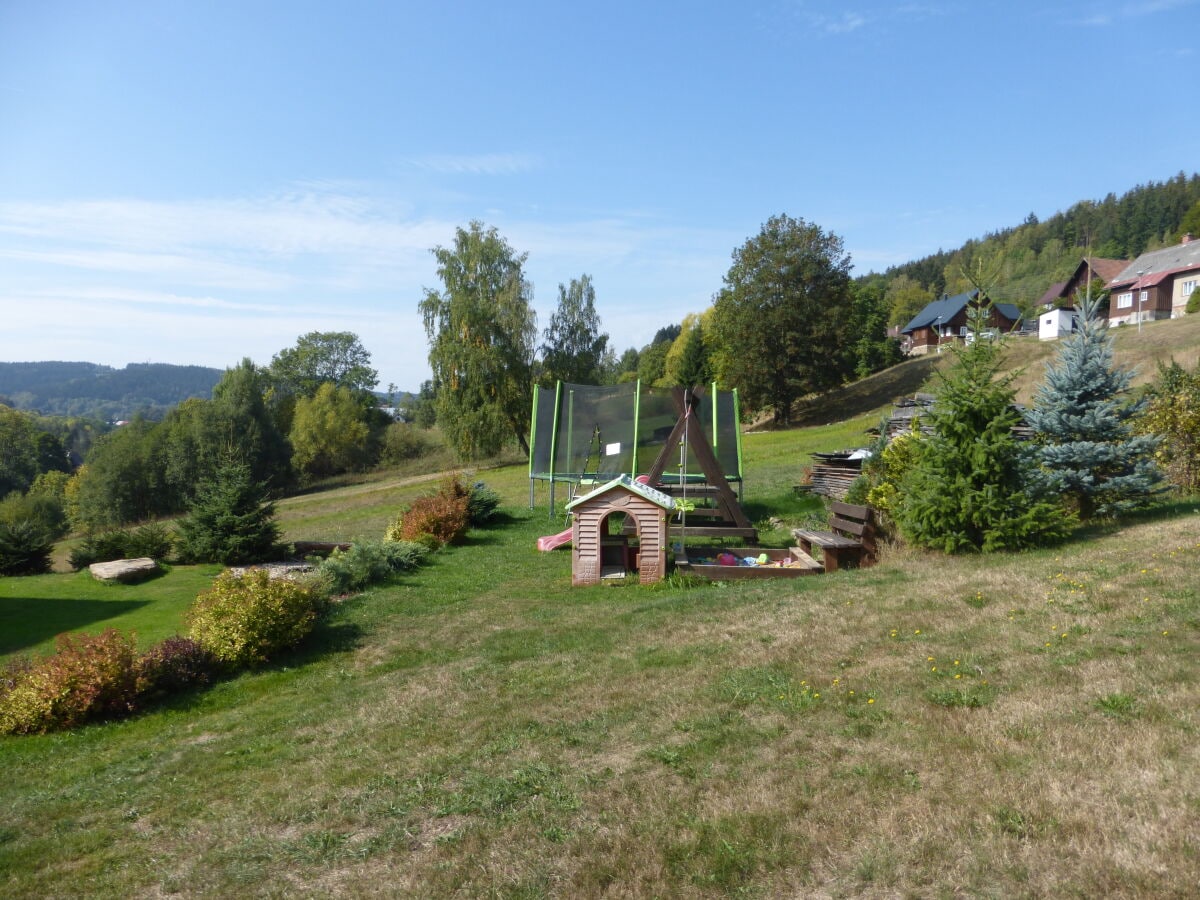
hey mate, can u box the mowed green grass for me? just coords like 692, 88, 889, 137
2, 422, 1199, 897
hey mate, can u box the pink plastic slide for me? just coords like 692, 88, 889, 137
537, 528, 573, 552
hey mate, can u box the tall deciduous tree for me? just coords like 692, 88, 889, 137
0, 405, 41, 498
268, 332, 377, 434
269, 332, 378, 399
1138, 358, 1200, 491
420, 222, 537, 459
711, 214, 855, 424
540, 274, 609, 386
1025, 295, 1162, 519
289, 383, 371, 478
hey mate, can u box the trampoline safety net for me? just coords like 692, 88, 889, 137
528, 381, 742, 491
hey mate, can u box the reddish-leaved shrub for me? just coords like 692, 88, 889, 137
0, 629, 139, 734
391, 475, 471, 546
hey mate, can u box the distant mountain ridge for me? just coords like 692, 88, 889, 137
0, 361, 223, 420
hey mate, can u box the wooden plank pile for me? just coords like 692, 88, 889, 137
808, 450, 866, 500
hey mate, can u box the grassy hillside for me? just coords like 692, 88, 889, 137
2, 411, 1198, 897
769, 312, 1200, 430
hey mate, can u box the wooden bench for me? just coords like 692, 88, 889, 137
791, 502, 876, 573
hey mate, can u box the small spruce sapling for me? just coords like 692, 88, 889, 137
1024, 294, 1163, 519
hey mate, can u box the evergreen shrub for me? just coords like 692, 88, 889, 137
894, 307, 1073, 552
0, 629, 139, 734
467, 481, 502, 526
317, 539, 429, 595
175, 463, 284, 565
185, 569, 320, 669
0, 519, 54, 576
1024, 295, 1162, 519
69, 523, 176, 570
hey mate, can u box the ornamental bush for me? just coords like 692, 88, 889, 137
0, 629, 139, 734
388, 475, 471, 546
134, 636, 217, 699
1138, 358, 1200, 492
185, 569, 320, 669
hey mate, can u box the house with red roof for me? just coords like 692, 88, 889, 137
1106, 234, 1200, 326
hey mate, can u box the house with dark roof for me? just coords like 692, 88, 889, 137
900, 291, 1022, 355
1037, 257, 1129, 310
1106, 234, 1200, 326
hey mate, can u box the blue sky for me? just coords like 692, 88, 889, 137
2, 0, 1197, 392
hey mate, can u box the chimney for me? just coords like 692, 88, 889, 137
1183, 233, 1194, 245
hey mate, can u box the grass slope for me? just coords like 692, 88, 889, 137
765, 312, 1200, 430
3, 417, 1199, 896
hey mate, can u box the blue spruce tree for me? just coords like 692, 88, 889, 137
1025, 295, 1162, 519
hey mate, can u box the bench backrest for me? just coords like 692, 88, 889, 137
829, 501, 876, 562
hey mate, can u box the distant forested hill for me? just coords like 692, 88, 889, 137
867, 171, 1200, 316
0, 361, 223, 420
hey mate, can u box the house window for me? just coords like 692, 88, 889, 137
1183, 279, 1197, 298
959, 326, 968, 337
1139, 290, 1149, 303
1116, 292, 1133, 309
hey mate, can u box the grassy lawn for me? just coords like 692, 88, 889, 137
0, 565, 224, 659
2, 421, 1199, 896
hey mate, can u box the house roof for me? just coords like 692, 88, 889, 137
1080, 257, 1129, 284
565, 474, 675, 512
1108, 239, 1200, 288
901, 291, 1022, 335
1038, 282, 1068, 306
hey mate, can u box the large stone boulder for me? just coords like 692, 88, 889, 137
89, 557, 160, 584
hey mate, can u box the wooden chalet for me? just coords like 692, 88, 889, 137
900, 291, 1022, 355
1037, 257, 1128, 310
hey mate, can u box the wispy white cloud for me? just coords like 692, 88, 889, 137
1077, 0, 1197, 26
819, 12, 869, 34
0, 183, 740, 387
400, 153, 540, 176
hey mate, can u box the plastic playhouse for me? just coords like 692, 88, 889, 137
563, 475, 675, 585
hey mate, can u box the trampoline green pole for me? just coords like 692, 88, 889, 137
528, 387, 538, 508
549, 381, 562, 518
632, 379, 642, 479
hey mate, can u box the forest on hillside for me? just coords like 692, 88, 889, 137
0, 362, 223, 421
869, 172, 1200, 317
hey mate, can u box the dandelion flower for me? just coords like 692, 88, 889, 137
867, 698, 875, 705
